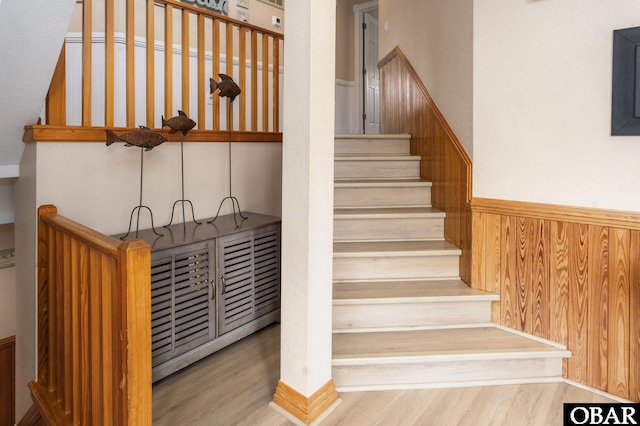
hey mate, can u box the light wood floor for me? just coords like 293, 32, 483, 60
152, 324, 617, 426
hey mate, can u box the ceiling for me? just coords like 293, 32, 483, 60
0, 0, 76, 178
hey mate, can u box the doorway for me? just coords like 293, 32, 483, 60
354, 1, 379, 134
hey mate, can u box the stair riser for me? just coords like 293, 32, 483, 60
335, 139, 410, 156
333, 255, 460, 281
333, 357, 564, 389
333, 301, 493, 330
335, 160, 420, 180
334, 217, 444, 241
334, 186, 432, 207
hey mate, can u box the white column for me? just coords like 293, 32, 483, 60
275, 0, 338, 423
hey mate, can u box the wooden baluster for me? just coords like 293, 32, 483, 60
262, 33, 269, 132
126, 0, 136, 128
197, 14, 206, 129
212, 19, 220, 130
239, 25, 247, 131
82, 0, 93, 126
105, 0, 115, 127
164, 5, 174, 120
146, 0, 155, 128
251, 30, 258, 132
226, 22, 234, 130
181, 9, 190, 115
272, 37, 280, 133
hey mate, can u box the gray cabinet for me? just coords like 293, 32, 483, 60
136, 213, 280, 382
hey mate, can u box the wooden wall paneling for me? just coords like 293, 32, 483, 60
33, 206, 154, 423
54, 231, 64, 402
62, 234, 72, 415
0, 336, 15, 426
485, 213, 502, 322
46, 45, 66, 126
516, 217, 533, 334
608, 228, 630, 399
102, 256, 116, 425
532, 219, 550, 340
630, 230, 640, 402
70, 240, 81, 423
550, 220, 570, 377
471, 211, 486, 293
500, 215, 517, 329
568, 223, 589, 384
587, 225, 609, 391
379, 47, 472, 285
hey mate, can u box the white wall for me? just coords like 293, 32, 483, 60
14, 139, 281, 417
35, 141, 282, 235
0, 180, 14, 224
0, 223, 15, 340
474, 0, 640, 212
379, 0, 473, 157
0, 267, 16, 339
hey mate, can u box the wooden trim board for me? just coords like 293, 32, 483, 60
272, 379, 338, 424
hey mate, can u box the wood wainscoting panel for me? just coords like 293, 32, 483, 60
630, 231, 640, 402
0, 336, 15, 426
588, 225, 608, 392
550, 220, 570, 378
472, 198, 640, 401
379, 47, 472, 284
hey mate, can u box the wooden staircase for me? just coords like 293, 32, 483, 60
332, 134, 571, 392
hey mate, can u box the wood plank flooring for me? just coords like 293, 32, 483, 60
153, 324, 619, 425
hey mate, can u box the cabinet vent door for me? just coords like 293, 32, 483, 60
151, 243, 212, 367
218, 226, 280, 334
253, 229, 280, 316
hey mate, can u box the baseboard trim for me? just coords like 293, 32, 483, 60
16, 404, 42, 426
272, 379, 339, 425
564, 379, 636, 403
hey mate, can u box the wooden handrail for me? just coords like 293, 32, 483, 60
30, 205, 151, 425
39, 0, 283, 141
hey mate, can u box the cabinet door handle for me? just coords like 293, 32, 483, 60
209, 279, 216, 300
220, 275, 226, 294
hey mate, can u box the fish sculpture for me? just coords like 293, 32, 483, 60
162, 110, 196, 135
209, 73, 241, 102
105, 126, 167, 151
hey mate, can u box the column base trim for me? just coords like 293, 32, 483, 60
273, 378, 339, 424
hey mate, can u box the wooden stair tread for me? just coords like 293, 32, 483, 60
334, 206, 444, 218
334, 240, 461, 257
335, 134, 411, 140
335, 154, 421, 160
334, 179, 432, 187
332, 327, 569, 362
333, 280, 499, 304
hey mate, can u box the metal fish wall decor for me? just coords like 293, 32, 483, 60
105, 127, 167, 151
162, 110, 196, 136
209, 73, 241, 102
